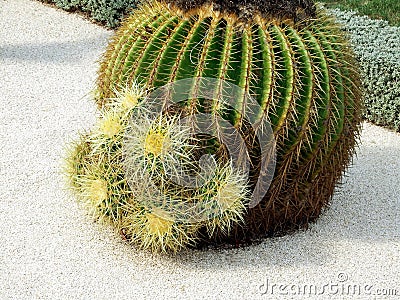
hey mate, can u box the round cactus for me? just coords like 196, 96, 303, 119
66, 0, 362, 251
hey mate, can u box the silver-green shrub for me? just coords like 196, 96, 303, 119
39, 0, 139, 28
329, 9, 400, 131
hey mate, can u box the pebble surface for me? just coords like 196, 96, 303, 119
0, 1, 399, 299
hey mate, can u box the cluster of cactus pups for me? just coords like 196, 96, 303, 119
65, 0, 362, 252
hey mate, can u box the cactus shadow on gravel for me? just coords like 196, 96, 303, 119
1, 34, 111, 63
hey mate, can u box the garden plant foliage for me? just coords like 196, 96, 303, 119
39, 0, 139, 27
331, 9, 400, 132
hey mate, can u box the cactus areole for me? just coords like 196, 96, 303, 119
67, 0, 362, 252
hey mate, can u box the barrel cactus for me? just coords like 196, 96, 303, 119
66, 0, 362, 252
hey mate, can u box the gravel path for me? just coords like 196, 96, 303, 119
1, 1, 399, 299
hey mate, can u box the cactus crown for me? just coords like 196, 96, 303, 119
163, 0, 316, 23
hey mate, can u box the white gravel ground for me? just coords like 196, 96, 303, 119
0, 1, 399, 299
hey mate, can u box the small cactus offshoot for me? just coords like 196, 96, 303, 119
66, 83, 252, 252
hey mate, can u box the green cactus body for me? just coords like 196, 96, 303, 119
67, 0, 362, 251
